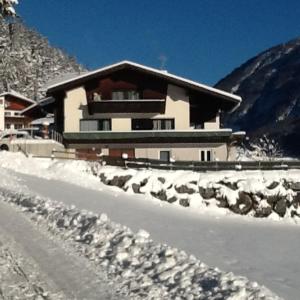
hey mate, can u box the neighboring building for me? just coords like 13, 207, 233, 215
0, 90, 36, 131
46, 61, 243, 161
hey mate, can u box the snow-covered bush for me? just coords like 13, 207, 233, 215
237, 135, 283, 161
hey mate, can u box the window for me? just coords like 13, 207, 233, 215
160, 151, 170, 162
200, 150, 212, 162
5, 123, 11, 129
112, 90, 139, 100
201, 150, 205, 162
80, 120, 98, 131
80, 119, 111, 131
207, 150, 211, 161
98, 119, 111, 131
132, 119, 174, 130
14, 124, 23, 129
5, 112, 11, 116
153, 119, 174, 130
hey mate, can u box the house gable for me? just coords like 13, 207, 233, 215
46, 61, 241, 112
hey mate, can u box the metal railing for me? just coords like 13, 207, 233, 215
101, 156, 300, 171
50, 130, 63, 144
39, 151, 300, 171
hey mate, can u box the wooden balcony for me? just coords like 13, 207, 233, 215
88, 99, 165, 114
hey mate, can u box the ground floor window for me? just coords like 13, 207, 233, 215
160, 150, 170, 162
80, 119, 111, 131
200, 150, 212, 161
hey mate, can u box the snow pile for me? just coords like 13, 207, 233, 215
0, 152, 100, 189
0, 187, 281, 300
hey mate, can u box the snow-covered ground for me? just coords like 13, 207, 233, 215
0, 152, 300, 299
0, 152, 299, 222
0, 233, 65, 300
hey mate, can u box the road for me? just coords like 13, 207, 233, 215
0, 197, 121, 300
6, 169, 300, 300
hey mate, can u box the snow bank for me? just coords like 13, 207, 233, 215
0, 152, 299, 221
0, 187, 281, 300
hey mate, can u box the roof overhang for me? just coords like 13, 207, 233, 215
0, 90, 36, 104
46, 61, 242, 111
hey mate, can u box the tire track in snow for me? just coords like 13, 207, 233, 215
0, 200, 120, 300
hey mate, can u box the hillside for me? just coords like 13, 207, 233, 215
0, 18, 85, 100
216, 38, 300, 157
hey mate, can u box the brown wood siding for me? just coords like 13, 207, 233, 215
76, 149, 101, 160
85, 69, 167, 102
109, 148, 135, 158
5, 95, 32, 110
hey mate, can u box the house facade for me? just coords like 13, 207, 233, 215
0, 90, 36, 132
46, 61, 243, 161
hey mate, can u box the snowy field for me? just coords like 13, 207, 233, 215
0, 152, 299, 299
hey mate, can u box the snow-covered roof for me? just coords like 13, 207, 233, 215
46, 61, 242, 104
42, 72, 89, 91
30, 116, 54, 125
0, 90, 36, 104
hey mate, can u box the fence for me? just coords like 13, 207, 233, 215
48, 151, 300, 171
95, 155, 300, 171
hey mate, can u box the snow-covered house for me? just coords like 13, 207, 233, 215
45, 61, 243, 161
0, 90, 36, 131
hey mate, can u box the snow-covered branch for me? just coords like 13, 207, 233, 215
237, 135, 283, 161
0, 0, 18, 17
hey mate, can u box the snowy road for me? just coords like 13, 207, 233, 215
9, 169, 300, 300
0, 198, 120, 300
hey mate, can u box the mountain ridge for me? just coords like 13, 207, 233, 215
216, 37, 300, 157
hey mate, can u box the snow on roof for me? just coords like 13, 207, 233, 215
42, 72, 89, 91
0, 89, 36, 104
31, 116, 54, 125
46, 61, 242, 103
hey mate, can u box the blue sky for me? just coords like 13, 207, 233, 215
18, 0, 300, 85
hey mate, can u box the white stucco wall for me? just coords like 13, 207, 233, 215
64, 87, 87, 132
111, 118, 131, 131
155, 84, 190, 130
135, 143, 227, 161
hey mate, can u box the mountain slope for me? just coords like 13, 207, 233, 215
0, 19, 85, 100
216, 38, 300, 157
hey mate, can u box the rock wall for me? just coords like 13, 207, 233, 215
93, 166, 300, 220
